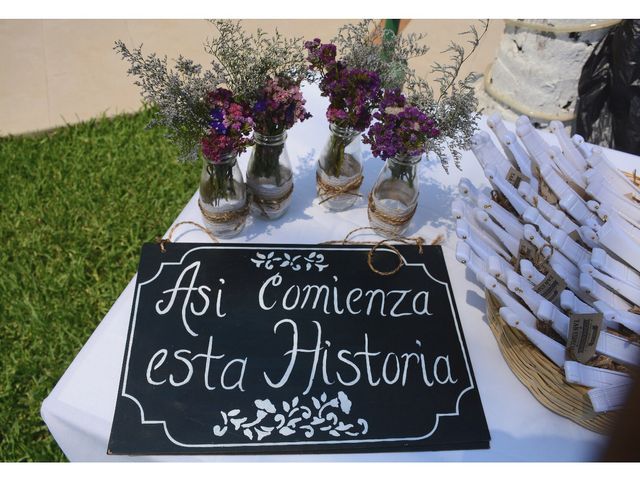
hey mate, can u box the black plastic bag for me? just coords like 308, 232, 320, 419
574, 20, 640, 156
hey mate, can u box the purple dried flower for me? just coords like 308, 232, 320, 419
363, 91, 440, 160
304, 38, 382, 132
251, 76, 311, 134
201, 88, 253, 163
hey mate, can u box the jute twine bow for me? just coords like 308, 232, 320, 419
252, 183, 294, 217
316, 171, 364, 205
323, 226, 444, 276
367, 192, 418, 228
198, 197, 250, 233
156, 221, 219, 253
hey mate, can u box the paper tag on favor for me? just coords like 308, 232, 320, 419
533, 165, 559, 205
533, 266, 566, 303
505, 166, 529, 189
567, 313, 603, 363
518, 238, 539, 264
539, 178, 559, 205
517, 239, 550, 274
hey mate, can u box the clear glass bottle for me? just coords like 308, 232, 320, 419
316, 123, 364, 211
198, 153, 249, 238
246, 131, 293, 220
368, 154, 421, 237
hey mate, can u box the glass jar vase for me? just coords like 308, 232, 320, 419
246, 131, 293, 220
368, 154, 421, 237
198, 153, 249, 238
316, 123, 364, 211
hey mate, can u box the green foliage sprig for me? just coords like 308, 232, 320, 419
114, 40, 217, 162
205, 20, 312, 105
332, 19, 430, 90
406, 19, 489, 171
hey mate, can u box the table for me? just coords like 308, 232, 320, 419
40, 85, 640, 461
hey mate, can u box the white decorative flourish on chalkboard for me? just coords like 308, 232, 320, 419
212, 391, 367, 441
250, 251, 329, 272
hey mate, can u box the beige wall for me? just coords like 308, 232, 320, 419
0, 19, 503, 136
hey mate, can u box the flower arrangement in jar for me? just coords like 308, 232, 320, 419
114, 39, 255, 237
206, 20, 312, 220
114, 20, 314, 234
364, 20, 489, 237
305, 20, 429, 211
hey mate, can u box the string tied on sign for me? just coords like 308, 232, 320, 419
155, 222, 444, 276
323, 226, 444, 276
156, 221, 219, 253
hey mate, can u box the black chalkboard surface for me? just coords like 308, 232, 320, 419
108, 243, 489, 455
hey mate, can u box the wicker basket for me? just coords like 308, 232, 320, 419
483, 169, 640, 435
485, 292, 619, 434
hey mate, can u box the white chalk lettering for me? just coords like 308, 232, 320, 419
346, 288, 363, 314
401, 352, 420, 386
154, 261, 224, 336
221, 358, 247, 391
263, 319, 299, 389
434, 355, 458, 385
336, 349, 361, 386
412, 291, 433, 316
382, 352, 401, 384
354, 333, 382, 385
364, 289, 387, 317
145, 337, 245, 391
170, 349, 193, 387
256, 272, 433, 317
300, 285, 331, 314
282, 285, 301, 311
389, 290, 412, 317
263, 327, 458, 391
258, 272, 282, 310
321, 340, 335, 385
332, 276, 344, 314
215, 279, 226, 318
191, 336, 225, 391
146, 349, 168, 386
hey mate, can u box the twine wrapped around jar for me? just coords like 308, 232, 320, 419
367, 153, 421, 237
251, 183, 295, 218
247, 131, 294, 220
198, 197, 250, 234
316, 122, 364, 211
198, 153, 249, 238
367, 192, 418, 229
316, 171, 364, 205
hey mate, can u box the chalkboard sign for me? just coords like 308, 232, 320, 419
108, 243, 489, 455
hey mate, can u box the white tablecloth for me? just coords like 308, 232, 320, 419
40, 85, 640, 461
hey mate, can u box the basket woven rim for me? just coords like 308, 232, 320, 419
485, 291, 618, 435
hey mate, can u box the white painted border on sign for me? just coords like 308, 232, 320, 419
120, 245, 475, 448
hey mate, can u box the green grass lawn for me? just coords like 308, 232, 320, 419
0, 110, 199, 461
